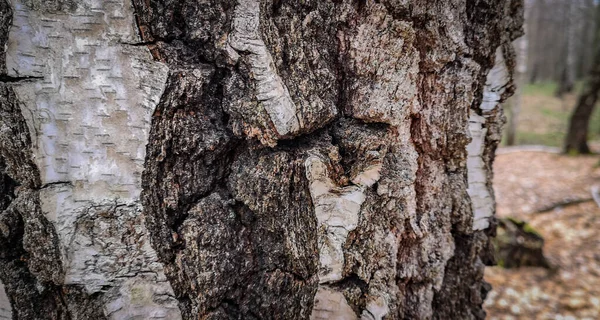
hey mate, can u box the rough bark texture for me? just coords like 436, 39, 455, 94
1, 0, 522, 319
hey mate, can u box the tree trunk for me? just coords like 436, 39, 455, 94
565, 4, 600, 154
506, 2, 529, 146
0, 0, 522, 319
564, 80, 600, 154
556, 0, 576, 98
505, 44, 524, 146
527, 0, 546, 84
576, 0, 596, 80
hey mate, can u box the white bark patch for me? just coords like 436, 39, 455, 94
467, 111, 493, 231
351, 151, 384, 188
305, 155, 367, 283
311, 286, 358, 320
480, 48, 510, 112
0, 281, 10, 320
104, 276, 180, 319
468, 47, 510, 231
306, 153, 387, 320
6, 0, 180, 318
361, 296, 390, 320
227, 0, 300, 136
7, 0, 167, 200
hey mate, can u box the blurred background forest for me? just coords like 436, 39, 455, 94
486, 0, 600, 319
504, 0, 600, 148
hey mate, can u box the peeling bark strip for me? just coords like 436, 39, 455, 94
1, 0, 522, 319
468, 47, 511, 231
227, 0, 301, 139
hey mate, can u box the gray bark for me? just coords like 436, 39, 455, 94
0, 0, 522, 319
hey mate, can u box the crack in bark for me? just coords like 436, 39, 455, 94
0, 75, 43, 83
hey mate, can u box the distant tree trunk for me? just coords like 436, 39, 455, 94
1, 0, 522, 319
528, 0, 545, 84
565, 4, 600, 154
506, 39, 526, 146
506, 2, 530, 146
556, 0, 576, 97
576, 0, 596, 80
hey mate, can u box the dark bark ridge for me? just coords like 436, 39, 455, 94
131, 0, 523, 319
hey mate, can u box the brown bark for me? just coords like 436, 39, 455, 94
565, 5, 600, 154
134, 0, 522, 318
1, 0, 522, 319
564, 83, 600, 154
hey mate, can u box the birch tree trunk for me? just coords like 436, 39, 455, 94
0, 0, 522, 319
577, 0, 596, 80
527, 0, 545, 84
556, 0, 576, 98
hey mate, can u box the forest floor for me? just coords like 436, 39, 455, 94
484, 148, 600, 319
